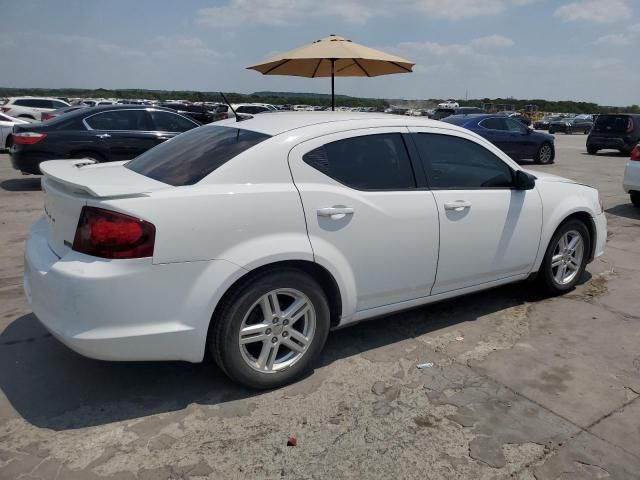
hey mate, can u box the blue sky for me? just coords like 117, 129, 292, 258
1, 0, 638, 105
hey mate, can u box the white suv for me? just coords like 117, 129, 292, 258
24, 112, 606, 389
1, 97, 70, 121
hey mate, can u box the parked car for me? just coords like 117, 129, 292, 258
41, 105, 89, 121
24, 112, 606, 388
442, 114, 555, 164
534, 115, 561, 130
0, 112, 28, 151
549, 115, 593, 134
159, 103, 215, 124
1, 97, 71, 121
587, 114, 640, 155
431, 107, 485, 120
232, 104, 272, 115
438, 99, 459, 108
499, 111, 532, 127
10, 105, 199, 174
624, 144, 640, 207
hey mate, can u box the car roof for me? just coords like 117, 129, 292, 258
216, 111, 458, 136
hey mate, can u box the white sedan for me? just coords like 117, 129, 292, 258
623, 144, 640, 207
0, 112, 28, 150
24, 112, 606, 388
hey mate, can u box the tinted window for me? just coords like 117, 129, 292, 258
50, 100, 68, 109
127, 126, 270, 186
14, 99, 50, 108
414, 133, 513, 189
506, 118, 527, 133
236, 106, 269, 114
442, 115, 471, 126
303, 133, 415, 190
85, 110, 151, 131
593, 115, 634, 133
480, 117, 509, 131
150, 110, 197, 132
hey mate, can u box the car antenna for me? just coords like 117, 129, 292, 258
219, 92, 250, 122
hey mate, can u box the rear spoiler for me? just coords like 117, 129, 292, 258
39, 160, 165, 198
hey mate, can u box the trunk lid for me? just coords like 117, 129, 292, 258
40, 160, 168, 257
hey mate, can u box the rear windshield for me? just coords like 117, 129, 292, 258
593, 115, 633, 133
126, 125, 270, 186
441, 115, 470, 126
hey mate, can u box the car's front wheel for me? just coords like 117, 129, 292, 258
631, 192, 640, 208
539, 220, 590, 295
210, 269, 330, 389
535, 143, 554, 164
587, 146, 598, 155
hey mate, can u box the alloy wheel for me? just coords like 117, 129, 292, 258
550, 230, 584, 285
539, 144, 552, 164
238, 288, 316, 373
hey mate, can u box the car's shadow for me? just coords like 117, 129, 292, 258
0, 278, 582, 431
0, 177, 42, 192
606, 204, 640, 220
580, 151, 628, 158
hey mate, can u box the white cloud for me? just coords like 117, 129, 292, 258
554, 0, 632, 24
471, 34, 515, 48
594, 23, 640, 46
196, 0, 535, 27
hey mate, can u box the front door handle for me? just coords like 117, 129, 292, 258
444, 200, 471, 211
95, 133, 111, 139
317, 207, 354, 217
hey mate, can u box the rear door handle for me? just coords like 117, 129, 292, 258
317, 207, 354, 217
444, 200, 471, 211
95, 133, 111, 139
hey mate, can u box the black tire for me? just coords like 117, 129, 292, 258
71, 151, 105, 162
538, 219, 591, 295
5, 134, 12, 150
587, 146, 598, 155
631, 192, 640, 208
583, 128, 590, 135
535, 142, 554, 164
548, 128, 555, 134
210, 268, 330, 389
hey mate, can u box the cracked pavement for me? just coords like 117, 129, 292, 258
1, 134, 639, 479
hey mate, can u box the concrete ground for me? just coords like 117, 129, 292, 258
0, 133, 639, 479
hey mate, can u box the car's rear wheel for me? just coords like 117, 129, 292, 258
631, 192, 640, 208
5, 135, 12, 150
71, 151, 105, 163
587, 146, 598, 155
548, 128, 555, 134
210, 269, 330, 389
535, 143, 554, 164
583, 128, 590, 135
539, 220, 590, 295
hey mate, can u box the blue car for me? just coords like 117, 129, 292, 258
442, 114, 555, 164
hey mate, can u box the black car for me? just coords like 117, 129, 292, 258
533, 115, 561, 130
548, 115, 593, 134
431, 106, 485, 120
10, 105, 200, 174
159, 103, 215, 124
587, 114, 640, 155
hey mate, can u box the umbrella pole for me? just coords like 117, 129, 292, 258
330, 58, 335, 111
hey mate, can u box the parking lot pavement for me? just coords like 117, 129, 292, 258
0, 134, 639, 479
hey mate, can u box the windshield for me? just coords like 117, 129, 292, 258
127, 125, 271, 186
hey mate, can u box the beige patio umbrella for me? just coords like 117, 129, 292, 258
247, 35, 414, 110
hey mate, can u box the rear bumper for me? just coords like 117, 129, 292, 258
623, 161, 640, 193
24, 217, 245, 362
10, 148, 64, 174
587, 136, 635, 151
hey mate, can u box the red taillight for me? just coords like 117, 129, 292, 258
41, 113, 54, 121
13, 132, 48, 145
627, 118, 634, 134
1, 107, 10, 113
631, 145, 640, 161
72, 207, 155, 259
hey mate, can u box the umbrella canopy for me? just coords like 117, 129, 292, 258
247, 35, 414, 110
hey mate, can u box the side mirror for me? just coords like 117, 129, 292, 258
514, 170, 536, 190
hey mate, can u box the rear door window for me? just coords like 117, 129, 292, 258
127, 125, 270, 186
150, 110, 198, 132
85, 110, 152, 131
302, 133, 416, 190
